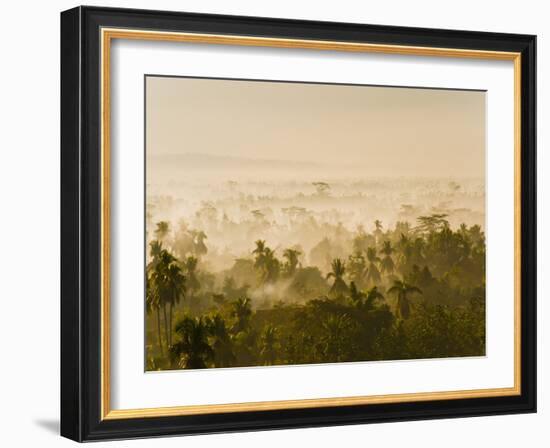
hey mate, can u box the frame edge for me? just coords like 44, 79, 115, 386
519, 33, 537, 414
61, 5, 84, 442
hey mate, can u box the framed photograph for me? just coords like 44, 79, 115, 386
61, 6, 536, 442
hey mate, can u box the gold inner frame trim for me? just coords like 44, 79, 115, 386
100, 27, 522, 420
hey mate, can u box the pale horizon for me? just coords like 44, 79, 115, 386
146, 76, 486, 179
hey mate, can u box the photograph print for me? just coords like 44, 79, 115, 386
144, 76, 486, 371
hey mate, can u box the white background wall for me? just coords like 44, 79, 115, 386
0, 0, 546, 446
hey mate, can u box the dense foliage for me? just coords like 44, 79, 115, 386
145, 214, 485, 370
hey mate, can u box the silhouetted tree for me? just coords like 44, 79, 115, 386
260, 325, 278, 365
365, 247, 382, 285
231, 297, 252, 333
170, 316, 213, 369
154, 221, 170, 241
327, 258, 348, 298
282, 248, 301, 277
380, 241, 395, 275
388, 279, 422, 319
206, 314, 235, 367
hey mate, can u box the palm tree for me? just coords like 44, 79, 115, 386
182, 255, 200, 296
282, 248, 301, 277
458, 223, 469, 238
365, 247, 381, 285
151, 250, 186, 347
349, 281, 366, 306
148, 240, 163, 266
252, 240, 267, 277
150, 253, 169, 349
373, 220, 383, 243
262, 247, 280, 283
146, 241, 166, 354
364, 286, 385, 311
396, 233, 415, 274
252, 241, 280, 284
387, 279, 422, 319
231, 297, 252, 333
154, 221, 170, 241
260, 325, 278, 365
145, 275, 163, 355
380, 241, 395, 275
347, 251, 367, 286
206, 314, 235, 367
349, 283, 384, 311
170, 316, 214, 369
397, 233, 411, 256
165, 260, 186, 347
252, 240, 266, 259
326, 258, 348, 298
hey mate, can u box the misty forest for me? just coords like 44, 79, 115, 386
145, 170, 486, 371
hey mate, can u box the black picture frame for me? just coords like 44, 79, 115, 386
61, 5, 536, 442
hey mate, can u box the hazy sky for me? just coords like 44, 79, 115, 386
146, 76, 485, 178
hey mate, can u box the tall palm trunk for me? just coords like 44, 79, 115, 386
169, 302, 174, 347
163, 304, 169, 350
156, 308, 164, 355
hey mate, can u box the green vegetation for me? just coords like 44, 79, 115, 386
145, 214, 485, 370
